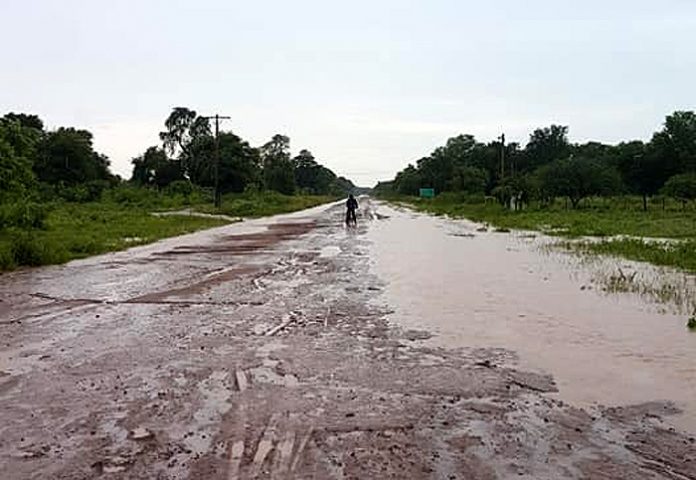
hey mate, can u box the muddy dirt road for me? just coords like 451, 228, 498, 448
1, 200, 695, 479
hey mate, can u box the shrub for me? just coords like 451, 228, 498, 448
0, 243, 15, 270
166, 180, 194, 197
106, 185, 157, 207
10, 233, 68, 266
662, 173, 696, 206
0, 201, 48, 229
84, 180, 110, 202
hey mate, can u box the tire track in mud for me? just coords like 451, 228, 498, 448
2, 201, 696, 479
0, 220, 318, 324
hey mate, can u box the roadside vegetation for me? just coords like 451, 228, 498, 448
376, 111, 696, 272
0, 109, 354, 271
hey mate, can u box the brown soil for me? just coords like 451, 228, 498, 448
0, 202, 694, 479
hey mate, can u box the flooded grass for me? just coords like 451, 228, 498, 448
550, 241, 696, 314
391, 194, 696, 239
371, 203, 696, 433
565, 239, 696, 273
388, 194, 696, 272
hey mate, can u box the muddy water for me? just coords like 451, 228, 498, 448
368, 203, 696, 433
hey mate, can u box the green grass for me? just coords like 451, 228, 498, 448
199, 191, 336, 218
0, 202, 228, 270
571, 239, 696, 273
0, 191, 336, 271
389, 193, 696, 239
385, 193, 696, 271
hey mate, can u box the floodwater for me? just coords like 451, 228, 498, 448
368, 203, 696, 433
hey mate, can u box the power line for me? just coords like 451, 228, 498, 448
202, 114, 231, 208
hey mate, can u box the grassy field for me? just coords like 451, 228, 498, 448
386, 193, 696, 272
390, 193, 696, 238
571, 239, 696, 273
198, 191, 336, 218
0, 190, 336, 271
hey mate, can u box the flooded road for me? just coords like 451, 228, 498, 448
370, 203, 696, 433
1, 198, 696, 479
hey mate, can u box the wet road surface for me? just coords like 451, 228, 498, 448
370, 204, 696, 433
1, 199, 695, 479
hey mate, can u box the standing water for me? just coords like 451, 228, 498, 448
368, 203, 696, 433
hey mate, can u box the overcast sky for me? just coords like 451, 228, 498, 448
2, 0, 695, 186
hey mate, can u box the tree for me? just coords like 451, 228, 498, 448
331, 176, 356, 196
34, 128, 111, 185
394, 164, 422, 195
261, 134, 295, 194
3, 112, 44, 131
662, 173, 696, 207
492, 174, 538, 207
130, 147, 184, 188
537, 157, 622, 208
159, 108, 210, 157
159, 107, 213, 186
613, 141, 665, 211
0, 135, 35, 201
0, 116, 42, 159
523, 125, 570, 171
449, 166, 487, 194
218, 133, 261, 193
651, 111, 696, 174
293, 149, 337, 194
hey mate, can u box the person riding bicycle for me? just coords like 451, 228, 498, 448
346, 194, 358, 227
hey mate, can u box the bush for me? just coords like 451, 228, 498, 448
10, 233, 69, 267
105, 184, 164, 207
0, 201, 48, 229
0, 243, 15, 270
84, 180, 110, 202
166, 180, 194, 197
662, 173, 696, 205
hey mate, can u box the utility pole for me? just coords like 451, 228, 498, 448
203, 114, 231, 208
499, 133, 506, 180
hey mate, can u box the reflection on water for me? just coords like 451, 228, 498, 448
368, 203, 696, 433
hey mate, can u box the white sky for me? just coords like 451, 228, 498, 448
2, 0, 695, 186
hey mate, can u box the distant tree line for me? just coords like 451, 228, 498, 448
376, 111, 696, 210
132, 107, 355, 196
0, 112, 121, 206
0, 108, 355, 207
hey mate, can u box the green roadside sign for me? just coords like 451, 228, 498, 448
419, 188, 435, 198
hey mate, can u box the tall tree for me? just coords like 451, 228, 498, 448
130, 147, 184, 188
662, 173, 696, 206
261, 134, 295, 194
217, 133, 261, 193
159, 108, 210, 157
3, 112, 44, 131
523, 125, 571, 171
34, 128, 111, 185
0, 129, 35, 200
537, 157, 621, 208
652, 111, 696, 174
293, 149, 337, 194
159, 107, 212, 185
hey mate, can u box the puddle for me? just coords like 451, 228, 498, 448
368, 203, 696, 433
319, 246, 342, 258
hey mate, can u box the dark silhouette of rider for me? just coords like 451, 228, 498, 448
346, 194, 358, 227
